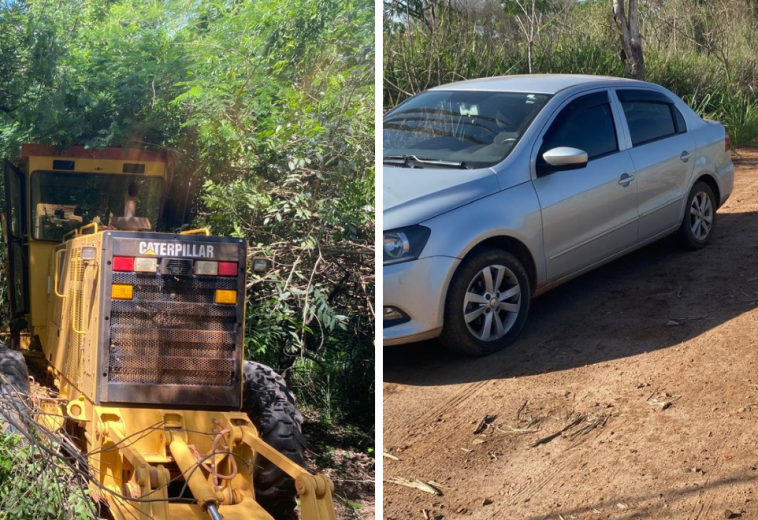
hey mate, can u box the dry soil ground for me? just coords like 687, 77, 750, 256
305, 418, 376, 519
384, 148, 758, 520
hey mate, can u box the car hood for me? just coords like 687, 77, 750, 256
383, 166, 501, 230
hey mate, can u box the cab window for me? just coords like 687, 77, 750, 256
31, 172, 163, 241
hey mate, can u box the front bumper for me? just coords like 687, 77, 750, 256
383, 255, 460, 346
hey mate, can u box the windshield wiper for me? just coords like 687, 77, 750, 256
383, 155, 470, 169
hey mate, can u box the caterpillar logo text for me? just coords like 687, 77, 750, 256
139, 241, 215, 258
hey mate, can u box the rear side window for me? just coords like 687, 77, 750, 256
622, 102, 677, 145
539, 92, 618, 162
617, 89, 686, 146
673, 106, 687, 133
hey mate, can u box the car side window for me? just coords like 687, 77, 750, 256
617, 89, 685, 146
621, 101, 678, 146
538, 92, 618, 165
673, 106, 687, 134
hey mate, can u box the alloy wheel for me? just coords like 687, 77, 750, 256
689, 191, 713, 241
462, 264, 521, 341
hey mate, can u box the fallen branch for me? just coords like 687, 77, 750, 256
383, 451, 400, 461
385, 477, 443, 496
646, 389, 680, 411
495, 425, 540, 435
531, 415, 585, 447
473, 414, 497, 434
516, 399, 529, 421
565, 413, 609, 440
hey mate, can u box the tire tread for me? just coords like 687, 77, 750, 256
439, 248, 531, 357
242, 361, 306, 520
677, 181, 717, 250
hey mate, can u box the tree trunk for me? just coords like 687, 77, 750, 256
527, 39, 533, 74
613, 0, 644, 80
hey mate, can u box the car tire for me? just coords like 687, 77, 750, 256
439, 248, 530, 357
678, 181, 717, 250
242, 360, 307, 520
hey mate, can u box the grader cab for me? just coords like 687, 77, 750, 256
0, 145, 335, 520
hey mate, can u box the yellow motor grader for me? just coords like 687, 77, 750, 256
0, 145, 336, 520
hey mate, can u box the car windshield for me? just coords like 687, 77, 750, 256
384, 90, 552, 169
31, 171, 164, 240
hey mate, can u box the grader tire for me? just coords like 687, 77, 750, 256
242, 361, 307, 520
0, 343, 29, 435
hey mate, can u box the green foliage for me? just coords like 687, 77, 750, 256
0, 434, 92, 520
0, 0, 374, 428
177, 0, 375, 426
0, 0, 187, 155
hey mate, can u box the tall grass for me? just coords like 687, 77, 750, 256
680, 91, 758, 146
384, 4, 758, 146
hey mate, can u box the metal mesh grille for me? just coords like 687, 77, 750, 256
108, 271, 238, 388
161, 258, 193, 276
65, 250, 85, 384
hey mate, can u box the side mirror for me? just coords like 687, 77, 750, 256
540, 147, 588, 174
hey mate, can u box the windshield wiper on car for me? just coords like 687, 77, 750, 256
383, 155, 471, 169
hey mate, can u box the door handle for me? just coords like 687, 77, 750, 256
618, 173, 634, 187
680, 150, 691, 162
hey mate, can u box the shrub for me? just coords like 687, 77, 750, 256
0, 434, 93, 520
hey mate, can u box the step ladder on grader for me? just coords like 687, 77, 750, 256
0, 144, 336, 520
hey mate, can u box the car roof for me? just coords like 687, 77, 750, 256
429, 74, 649, 94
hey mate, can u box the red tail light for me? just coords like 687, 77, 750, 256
725, 130, 731, 152
218, 262, 238, 277
112, 256, 134, 272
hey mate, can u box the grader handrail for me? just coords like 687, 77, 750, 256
79, 222, 99, 236
54, 249, 66, 298
63, 222, 99, 241
179, 227, 211, 236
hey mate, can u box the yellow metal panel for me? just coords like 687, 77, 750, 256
44, 232, 104, 402
92, 408, 275, 520
29, 241, 54, 327
108, 499, 274, 520
27, 156, 166, 177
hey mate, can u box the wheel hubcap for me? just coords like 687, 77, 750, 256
689, 191, 713, 241
463, 264, 521, 342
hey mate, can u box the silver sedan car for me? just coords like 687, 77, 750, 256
383, 75, 734, 356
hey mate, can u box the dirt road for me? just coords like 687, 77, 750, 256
384, 149, 758, 520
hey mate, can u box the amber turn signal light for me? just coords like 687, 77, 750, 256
112, 284, 133, 300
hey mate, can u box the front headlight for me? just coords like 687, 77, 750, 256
383, 225, 431, 265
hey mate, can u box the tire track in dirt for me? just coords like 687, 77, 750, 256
386, 379, 491, 445
508, 453, 575, 507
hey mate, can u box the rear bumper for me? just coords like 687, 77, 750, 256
717, 160, 735, 207
383, 255, 460, 346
